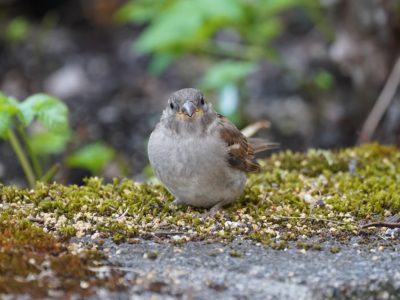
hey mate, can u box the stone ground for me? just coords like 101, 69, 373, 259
83, 236, 400, 300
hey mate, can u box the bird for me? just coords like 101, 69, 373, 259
148, 88, 274, 216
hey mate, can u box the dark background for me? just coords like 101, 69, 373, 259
0, 0, 399, 186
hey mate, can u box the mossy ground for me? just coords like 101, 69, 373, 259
0, 143, 399, 297
0, 217, 128, 298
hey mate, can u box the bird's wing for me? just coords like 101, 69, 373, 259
217, 115, 261, 173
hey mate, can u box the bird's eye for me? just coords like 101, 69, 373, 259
200, 97, 205, 105
170, 102, 174, 109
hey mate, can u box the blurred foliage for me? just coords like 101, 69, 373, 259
2, 13, 59, 46
5, 17, 29, 43
30, 131, 71, 155
66, 143, 115, 175
199, 60, 255, 90
0, 92, 116, 187
116, 0, 324, 75
312, 70, 334, 91
116, 0, 326, 122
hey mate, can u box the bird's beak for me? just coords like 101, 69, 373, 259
181, 101, 196, 117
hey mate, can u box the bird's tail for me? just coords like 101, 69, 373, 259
248, 138, 279, 153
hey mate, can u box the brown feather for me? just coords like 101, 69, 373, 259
248, 138, 279, 153
218, 115, 262, 173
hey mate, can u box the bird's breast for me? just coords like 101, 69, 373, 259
150, 129, 227, 178
148, 126, 246, 207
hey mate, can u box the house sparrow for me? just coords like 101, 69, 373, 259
148, 88, 273, 215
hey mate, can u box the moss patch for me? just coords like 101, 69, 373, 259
0, 217, 128, 298
1, 144, 399, 246
1, 143, 399, 296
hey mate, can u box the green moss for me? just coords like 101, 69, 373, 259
296, 241, 323, 251
0, 143, 399, 250
229, 250, 242, 257
311, 243, 322, 251
144, 251, 159, 260
59, 225, 77, 237
270, 241, 289, 250
330, 246, 341, 254
170, 238, 185, 246
112, 233, 125, 243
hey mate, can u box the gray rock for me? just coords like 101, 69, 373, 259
91, 239, 400, 299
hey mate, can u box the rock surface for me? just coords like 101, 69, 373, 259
92, 238, 400, 300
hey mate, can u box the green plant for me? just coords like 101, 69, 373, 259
0, 92, 116, 187
0, 92, 70, 187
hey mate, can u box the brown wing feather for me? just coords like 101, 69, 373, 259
247, 138, 279, 153
217, 115, 261, 173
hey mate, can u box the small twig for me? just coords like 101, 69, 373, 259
358, 55, 400, 143
360, 222, 400, 229
241, 120, 271, 138
118, 207, 129, 219
273, 215, 349, 225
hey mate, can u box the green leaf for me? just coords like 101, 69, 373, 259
66, 143, 115, 174
0, 92, 20, 112
0, 112, 11, 138
115, 0, 166, 24
200, 60, 256, 90
0, 103, 20, 115
135, 0, 243, 53
19, 94, 69, 133
0, 92, 8, 104
0, 92, 20, 138
30, 130, 72, 155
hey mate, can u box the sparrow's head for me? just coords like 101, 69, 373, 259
161, 88, 215, 133
166, 88, 210, 119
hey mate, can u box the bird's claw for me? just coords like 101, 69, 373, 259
199, 202, 224, 219
171, 197, 183, 206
